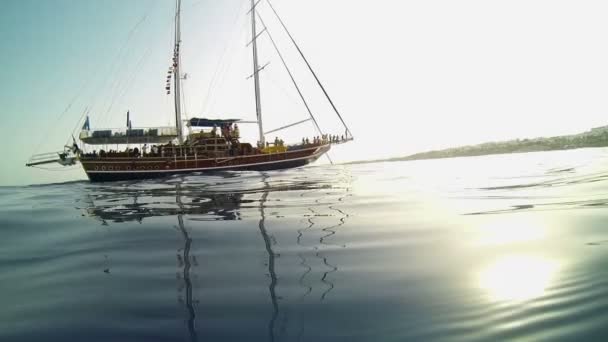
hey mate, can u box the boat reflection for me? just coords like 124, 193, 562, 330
78, 171, 352, 341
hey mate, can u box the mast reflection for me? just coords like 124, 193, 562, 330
258, 174, 279, 342
175, 183, 199, 342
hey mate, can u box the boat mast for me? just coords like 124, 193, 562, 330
173, 0, 184, 144
250, 0, 265, 146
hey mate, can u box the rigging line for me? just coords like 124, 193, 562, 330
206, 18, 250, 114
111, 36, 157, 117
58, 8, 147, 143
33, 23, 125, 156
190, 0, 205, 8
30, 90, 82, 157
66, 107, 90, 146
256, 13, 324, 137
201, 2, 249, 115
199, 0, 247, 114
94, 2, 159, 128
264, 69, 303, 110
104, 20, 175, 130
264, 118, 311, 135
100, 48, 143, 126
265, 0, 353, 138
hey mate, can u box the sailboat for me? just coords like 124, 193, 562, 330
26, 0, 352, 182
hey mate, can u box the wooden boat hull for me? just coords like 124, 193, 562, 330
80, 144, 330, 182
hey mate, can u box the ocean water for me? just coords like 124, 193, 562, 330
3, 148, 608, 342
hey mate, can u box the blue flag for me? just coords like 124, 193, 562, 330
82, 116, 90, 130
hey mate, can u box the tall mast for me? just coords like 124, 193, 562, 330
173, 0, 184, 144
251, 0, 264, 146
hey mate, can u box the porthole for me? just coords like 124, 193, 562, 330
101, 166, 106, 171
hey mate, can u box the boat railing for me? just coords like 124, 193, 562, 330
80, 126, 177, 140
79, 126, 178, 145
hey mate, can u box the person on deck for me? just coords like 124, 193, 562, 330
72, 141, 80, 154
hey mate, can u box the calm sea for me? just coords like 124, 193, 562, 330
3, 148, 608, 341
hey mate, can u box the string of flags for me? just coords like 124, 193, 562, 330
166, 68, 172, 95
166, 43, 180, 95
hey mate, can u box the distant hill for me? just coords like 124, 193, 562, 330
347, 125, 608, 165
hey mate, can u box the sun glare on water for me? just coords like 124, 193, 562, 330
477, 255, 559, 303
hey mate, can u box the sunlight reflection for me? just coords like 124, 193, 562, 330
475, 215, 546, 246
477, 255, 559, 302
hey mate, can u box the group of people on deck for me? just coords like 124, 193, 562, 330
257, 137, 285, 148
211, 123, 239, 139
86, 145, 160, 159
301, 134, 347, 146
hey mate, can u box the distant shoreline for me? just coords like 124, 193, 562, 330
345, 126, 608, 165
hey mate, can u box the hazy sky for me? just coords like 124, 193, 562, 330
2, 0, 608, 185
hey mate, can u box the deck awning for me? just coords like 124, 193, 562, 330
189, 118, 241, 127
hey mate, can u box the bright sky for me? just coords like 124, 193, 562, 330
2, 0, 608, 185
